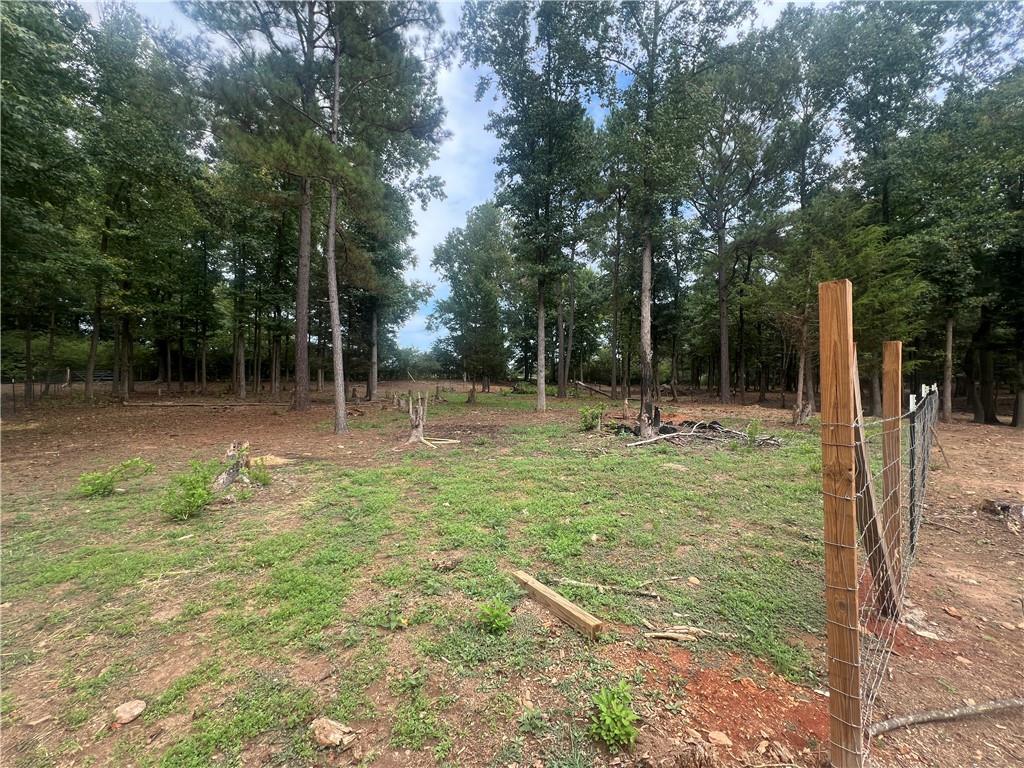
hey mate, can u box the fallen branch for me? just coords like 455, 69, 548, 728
552, 577, 661, 600
644, 625, 737, 642
574, 380, 612, 398
626, 422, 706, 447
867, 697, 1024, 737
923, 519, 961, 533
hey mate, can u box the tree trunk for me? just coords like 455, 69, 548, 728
716, 227, 730, 404
119, 316, 131, 402
177, 333, 185, 393
200, 333, 207, 395
536, 279, 546, 412
556, 290, 566, 398
323, 17, 347, 434
23, 326, 33, 405
670, 335, 678, 401
271, 334, 281, 396
111, 319, 120, 395
870, 370, 882, 418
980, 346, 998, 424
610, 198, 622, 400
253, 310, 262, 394
166, 337, 173, 390
943, 315, 954, 423
85, 295, 101, 403
639, 233, 655, 435
1012, 346, 1023, 429
794, 336, 806, 425
565, 269, 575, 399
967, 346, 985, 423
805, 351, 816, 414
44, 310, 55, 396
235, 325, 246, 400
368, 303, 378, 401
293, 175, 312, 411
737, 303, 746, 405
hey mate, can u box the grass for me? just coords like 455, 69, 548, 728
1, 394, 829, 766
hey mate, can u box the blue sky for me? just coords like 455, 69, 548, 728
85, 1, 787, 351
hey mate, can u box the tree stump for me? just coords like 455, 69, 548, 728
407, 395, 426, 444
212, 441, 250, 492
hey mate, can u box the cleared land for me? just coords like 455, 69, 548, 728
1, 386, 1021, 767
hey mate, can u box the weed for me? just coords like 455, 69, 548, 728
75, 458, 154, 497
159, 460, 220, 521
518, 707, 546, 735
588, 681, 638, 751
245, 461, 272, 487
477, 596, 513, 634
578, 406, 604, 432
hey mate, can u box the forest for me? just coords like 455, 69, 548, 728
2, 1, 1022, 429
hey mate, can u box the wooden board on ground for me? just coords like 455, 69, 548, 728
510, 570, 604, 640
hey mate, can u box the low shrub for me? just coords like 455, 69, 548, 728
75, 458, 154, 497
579, 406, 604, 432
476, 597, 513, 635
159, 460, 219, 521
589, 681, 638, 751
245, 461, 272, 487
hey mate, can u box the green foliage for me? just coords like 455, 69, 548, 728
159, 460, 219, 521
578, 406, 604, 432
245, 461, 272, 487
75, 458, 154, 498
476, 597, 513, 635
588, 681, 638, 751
746, 420, 762, 447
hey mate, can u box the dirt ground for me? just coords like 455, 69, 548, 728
1, 383, 1021, 767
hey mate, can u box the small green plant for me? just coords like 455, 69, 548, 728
578, 406, 604, 432
476, 596, 513, 634
746, 419, 762, 447
245, 461, 272, 487
588, 681, 638, 751
75, 457, 154, 497
518, 707, 546, 735
159, 460, 219, 521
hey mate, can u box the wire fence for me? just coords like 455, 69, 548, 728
823, 382, 937, 765
841, 384, 940, 761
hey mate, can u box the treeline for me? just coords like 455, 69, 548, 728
3, 2, 1022, 431
430, 1, 1023, 427
1, 1, 450, 431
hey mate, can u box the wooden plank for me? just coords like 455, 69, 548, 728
818, 279, 864, 768
510, 570, 603, 640
882, 341, 904, 599
851, 355, 900, 619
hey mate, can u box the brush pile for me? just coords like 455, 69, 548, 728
623, 419, 781, 449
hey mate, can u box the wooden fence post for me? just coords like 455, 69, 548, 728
882, 341, 903, 596
819, 279, 864, 767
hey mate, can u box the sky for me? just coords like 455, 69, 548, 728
85, 1, 787, 351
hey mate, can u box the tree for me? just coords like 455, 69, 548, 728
685, 33, 787, 404
0, 0, 92, 403
431, 203, 510, 390
464, 0, 609, 412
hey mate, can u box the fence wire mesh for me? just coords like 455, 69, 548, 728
840, 384, 939, 760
